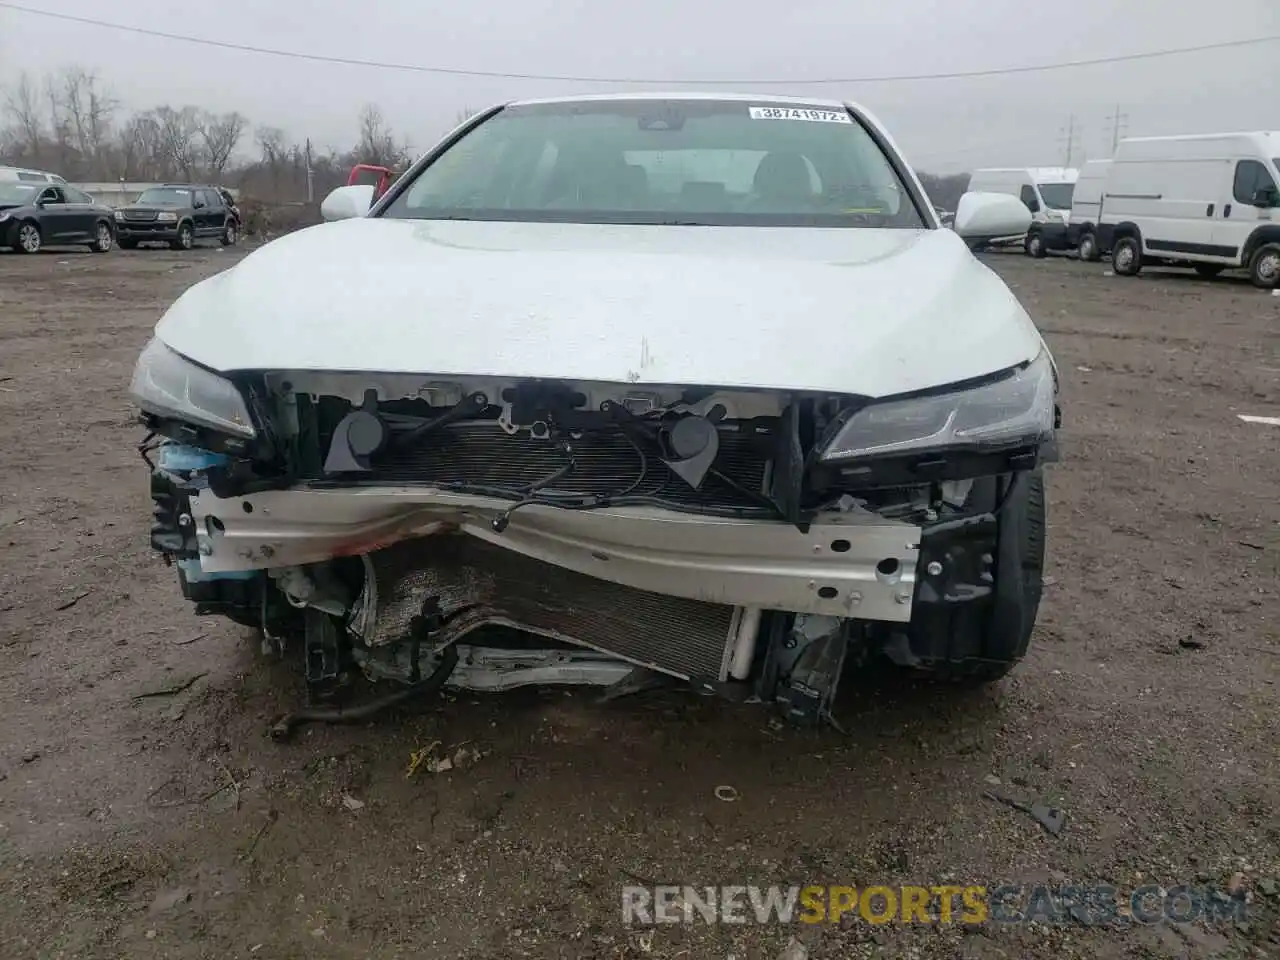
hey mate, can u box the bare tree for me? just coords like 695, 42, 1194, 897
356, 103, 408, 168
119, 111, 164, 179
200, 111, 247, 178
58, 68, 118, 175
2, 72, 44, 160
154, 105, 203, 179
255, 125, 287, 193
43, 74, 74, 172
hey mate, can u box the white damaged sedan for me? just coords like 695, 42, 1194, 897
130, 94, 1053, 730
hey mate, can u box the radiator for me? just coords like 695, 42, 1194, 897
349, 535, 737, 682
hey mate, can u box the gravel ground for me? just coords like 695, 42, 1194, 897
0, 243, 1277, 960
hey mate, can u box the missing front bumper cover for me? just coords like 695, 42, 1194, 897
186, 486, 922, 623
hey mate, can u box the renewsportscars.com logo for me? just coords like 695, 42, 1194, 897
622, 884, 1249, 927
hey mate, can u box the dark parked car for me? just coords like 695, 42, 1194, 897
114, 184, 240, 251
0, 182, 116, 254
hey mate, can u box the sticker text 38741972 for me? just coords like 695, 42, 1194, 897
748, 106, 852, 123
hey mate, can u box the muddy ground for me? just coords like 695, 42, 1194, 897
0, 243, 1277, 960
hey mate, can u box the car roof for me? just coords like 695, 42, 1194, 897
507, 92, 852, 109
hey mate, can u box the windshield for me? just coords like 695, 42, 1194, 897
0, 183, 37, 205
382, 99, 925, 228
136, 187, 193, 206
1037, 183, 1075, 210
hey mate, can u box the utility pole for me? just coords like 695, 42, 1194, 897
1105, 105, 1129, 153
304, 138, 314, 204
1060, 114, 1078, 167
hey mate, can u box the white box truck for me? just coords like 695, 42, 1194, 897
1097, 132, 1280, 287
966, 167, 1077, 253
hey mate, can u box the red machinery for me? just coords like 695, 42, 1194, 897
347, 164, 394, 200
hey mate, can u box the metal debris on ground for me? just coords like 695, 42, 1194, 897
341, 793, 365, 812
406, 740, 484, 777
714, 785, 739, 802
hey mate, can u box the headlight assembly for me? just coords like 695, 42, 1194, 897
129, 338, 256, 438
157, 211, 178, 223
822, 350, 1055, 462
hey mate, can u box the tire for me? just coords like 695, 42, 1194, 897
1111, 235, 1143, 276
221, 220, 239, 247
1077, 232, 1100, 262
90, 220, 113, 253
1025, 230, 1047, 259
1248, 242, 1280, 289
170, 222, 195, 251
118, 239, 138, 250
15, 221, 41, 254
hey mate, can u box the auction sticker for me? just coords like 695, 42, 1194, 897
749, 106, 851, 123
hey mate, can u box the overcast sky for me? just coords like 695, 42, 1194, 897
1, 0, 1276, 173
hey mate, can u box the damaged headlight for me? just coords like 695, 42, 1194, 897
822, 350, 1055, 461
129, 338, 256, 438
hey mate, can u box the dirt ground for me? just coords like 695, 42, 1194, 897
0, 242, 1277, 960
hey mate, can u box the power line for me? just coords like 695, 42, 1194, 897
1, 2, 1277, 86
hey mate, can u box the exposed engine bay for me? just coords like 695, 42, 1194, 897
142, 371, 1052, 728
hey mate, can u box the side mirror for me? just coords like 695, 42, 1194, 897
1252, 187, 1278, 208
193, 199, 206, 209
953, 191, 1033, 242
321, 184, 376, 222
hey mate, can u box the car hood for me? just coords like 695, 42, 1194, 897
156, 218, 1045, 398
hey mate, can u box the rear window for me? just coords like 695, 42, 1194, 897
382, 99, 925, 228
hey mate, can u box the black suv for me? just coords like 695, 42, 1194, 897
114, 184, 240, 251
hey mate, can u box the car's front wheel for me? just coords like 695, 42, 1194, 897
15, 221, 42, 254
1025, 230, 1047, 259
1112, 235, 1143, 276
221, 221, 239, 247
1249, 243, 1280, 289
90, 221, 113, 254
170, 222, 194, 251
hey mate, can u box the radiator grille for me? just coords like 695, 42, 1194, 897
354, 536, 736, 681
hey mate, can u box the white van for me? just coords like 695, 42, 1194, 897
0, 165, 67, 184
1097, 132, 1280, 287
967, 167, 1077, 252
